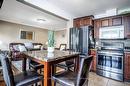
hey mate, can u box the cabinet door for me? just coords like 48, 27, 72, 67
90, 50, 96, 72
94, 20, 100, 39
123, 14, 130, 38
112, 17, 122, 26
80, 18, 84, 26
79, 17, 93, 26
73, 19, 80, 28
84, 18, 93, 26
124, 53, 130, 81
73, 20, 77, 27
101, 19, 109, 27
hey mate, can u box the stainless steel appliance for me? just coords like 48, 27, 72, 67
97, 42, 124, 81
99, 25, 124, 39
69, 26, 95, 55
0, 0, 3, 8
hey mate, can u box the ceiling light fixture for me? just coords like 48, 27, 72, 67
37, 19, 46, 23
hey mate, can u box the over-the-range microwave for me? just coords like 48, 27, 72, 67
99, 25, 124, 39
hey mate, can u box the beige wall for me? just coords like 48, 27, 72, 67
0, 20, 48, 50
55, 29, 68, 48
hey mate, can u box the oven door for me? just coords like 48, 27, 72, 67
97, 53, 123, 74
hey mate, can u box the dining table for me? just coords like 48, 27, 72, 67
23, 50, 80, 86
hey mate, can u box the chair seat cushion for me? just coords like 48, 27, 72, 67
30, 61, 44, 70
14, 70, 43, 86
52, 71, 77, 86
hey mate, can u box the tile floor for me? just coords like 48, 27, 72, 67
88, 72, 130, 86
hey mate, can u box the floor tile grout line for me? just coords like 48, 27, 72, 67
106, 79, 109, 86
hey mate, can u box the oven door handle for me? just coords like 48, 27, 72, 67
98, 53, 123, 57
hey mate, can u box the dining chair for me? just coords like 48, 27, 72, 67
0, 51, 9, 76
0, 53, 44, 86
52, 55, 93, 86
59, 44, 67, 51
24, 42, 44, 73
28, 59, 44, 73
55, 44, 75, 71
9, 43, 44, 73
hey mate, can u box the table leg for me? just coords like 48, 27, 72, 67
51, 65, 56, 86
44, 62, 51, 86
74, 55, 79, 72
22, 58, 26, 72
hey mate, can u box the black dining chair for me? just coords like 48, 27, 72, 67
9, 43, 44, 73
55, 44, 75, 71
28, 59, 44, 73
0, 50, 9, 76
0, 53, 44, 86
52, 55, 93, 86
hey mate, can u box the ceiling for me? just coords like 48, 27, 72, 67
0, 0, 130, 30
48, 0, 130, 18
0, 0, 68, 30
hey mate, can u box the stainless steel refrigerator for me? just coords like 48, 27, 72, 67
69, 26, 95, 55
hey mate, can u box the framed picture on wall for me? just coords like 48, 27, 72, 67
20, 30, 34, 40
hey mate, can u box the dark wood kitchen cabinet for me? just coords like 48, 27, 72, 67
73, 19, 80, 28
101, 19, 109, 27
94, 15, 123, 39
94, 19, 100, 39
100, 16, 122, 27
73, 16, 94, 27
124, 52, 130, 81
123, 14, 130, 38
112, 17, 123, 26
90, 49, 97, 72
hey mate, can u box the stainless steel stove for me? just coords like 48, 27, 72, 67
97, 42, 124, 81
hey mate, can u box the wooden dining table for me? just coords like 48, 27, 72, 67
23, 50, 80, 86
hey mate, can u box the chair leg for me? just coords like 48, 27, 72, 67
29, 64, 31, 69
40, 69, 42, 74
41, 80, 44, 86
54, 81, 56, 86
34, 83, 37, 86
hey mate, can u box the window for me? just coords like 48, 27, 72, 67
20, 30, 34, 40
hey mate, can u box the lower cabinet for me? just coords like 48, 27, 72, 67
90, 49, 97, 72
124, 52, 130, 81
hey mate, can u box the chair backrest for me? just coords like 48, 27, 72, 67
59, 44, 67, 51
33, 43, 43, 50
0, 54, 15, 86
9, 43, 25, 52
24, 42, 34, 49
9, 43, 26, 61
76, 55, 93, 86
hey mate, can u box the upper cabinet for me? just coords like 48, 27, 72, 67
94, 20, 100, 38
93, 14, 130, 39
99, 16, 123, 27
123, 14, 130, 38
73, 19, 80, 28
112, 17, 123, 26
101, 19, 109, 27
73, 16, 94, 28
